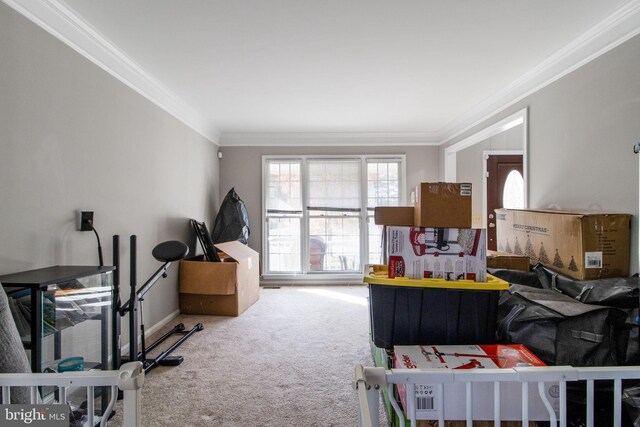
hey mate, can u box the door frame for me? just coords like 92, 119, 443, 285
443, 108, 529, 207
482, 150, 524, 238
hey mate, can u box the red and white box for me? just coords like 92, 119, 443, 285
393, 344, 559, 421
387, 226, 486, 282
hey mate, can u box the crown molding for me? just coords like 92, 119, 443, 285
3, 0, 220, 144
438, 0, 640, 145
219, 131, 440, 147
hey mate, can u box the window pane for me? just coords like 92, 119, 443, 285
503, 170, 524, 209
367, 161, 400, 207
267, 217, 301, 272
308, 160, 361, 210
368, 218, 384, 265
266, 160, 301, 212
309, 216, 360, 272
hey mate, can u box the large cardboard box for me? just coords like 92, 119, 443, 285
374, 206, 415, 226
387, 226, 486, 282
414, 183, 472, 228
487, 250, 530, 272
495, 209, 631, 280
394, 344, 558, 421
372, 343, 533, 427
179, 241, 259, 316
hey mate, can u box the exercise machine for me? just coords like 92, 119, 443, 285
112, 235, 203, 373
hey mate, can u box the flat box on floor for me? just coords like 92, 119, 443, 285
179, 241, 259, 316
414, 183, 472, 228
486, 250, 530, 272
495, 208, 631, 280
387, 226, 486, 282
393, 344, 558, 421
364, 266, 507, 349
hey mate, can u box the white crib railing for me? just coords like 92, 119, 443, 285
0, 362, 144, 427
354, 364, 640, 427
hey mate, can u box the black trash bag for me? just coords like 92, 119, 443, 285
533, 263, 640, 365
497, 284, 628, 366
211, 188, 250, 244
533, 263, 640, 308
488, 268, 543, 289
623, 382, 640, 427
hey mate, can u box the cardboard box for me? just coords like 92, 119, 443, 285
394, 344, 558, 421
374, 206, 415, 226
495, 209, 631, 280
387, 226, 486, 282
487, 250, 530, 272
414, 183, 472, 228
179, 241, 260, 316
371, 343, 534, 427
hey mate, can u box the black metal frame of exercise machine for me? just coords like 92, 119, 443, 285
112, 235, 203, 373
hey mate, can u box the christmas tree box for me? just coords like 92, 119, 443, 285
495, 209, 631, 280
387, 226, 486, 282
393, 344, 559, 421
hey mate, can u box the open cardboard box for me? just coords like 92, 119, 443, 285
179, 241, 259, 316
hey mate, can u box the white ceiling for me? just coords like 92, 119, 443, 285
6, 0, 640, 145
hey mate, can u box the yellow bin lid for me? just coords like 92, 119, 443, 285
363, 264, 509, 290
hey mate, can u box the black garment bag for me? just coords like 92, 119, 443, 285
533, 264, 640, 365
497, 284, 628, 366
533, 263, 640, 307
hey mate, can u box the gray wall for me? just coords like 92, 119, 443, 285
219, 145, 440, 261
442, 33, 640, 274
0, 4, 219, 338
456, 125, 523, 226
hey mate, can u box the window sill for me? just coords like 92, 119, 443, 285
260, 273, 365, 286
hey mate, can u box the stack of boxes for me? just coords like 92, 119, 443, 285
369, 183, 556, 425
369, 182, 504, 350
375, 182, 487, 282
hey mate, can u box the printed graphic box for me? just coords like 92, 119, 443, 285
495, 209, 631, 280
414, 183, 472, 228
387, 226, 486, 282
393, 344, 559, 421
179, 241, 260, 316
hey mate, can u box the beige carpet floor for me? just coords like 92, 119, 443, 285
110, 285, 383, 426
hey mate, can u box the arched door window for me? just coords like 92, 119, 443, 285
503, 170, 524, 209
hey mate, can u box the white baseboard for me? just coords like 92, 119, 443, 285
119, 309, 181, 356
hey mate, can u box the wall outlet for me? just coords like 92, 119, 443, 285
79, 211, 94, 231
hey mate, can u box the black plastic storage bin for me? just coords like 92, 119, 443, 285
365, 266, 509, 349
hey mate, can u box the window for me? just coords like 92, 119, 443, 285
503, 170, 524, 209
263, 156, 405, 275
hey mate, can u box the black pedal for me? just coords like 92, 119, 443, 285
159, 355, 184, 366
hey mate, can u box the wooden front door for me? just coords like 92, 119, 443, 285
486, 154, 523, 251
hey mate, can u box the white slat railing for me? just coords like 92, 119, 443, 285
0, 362, 144, 427
354, 364, 640, 427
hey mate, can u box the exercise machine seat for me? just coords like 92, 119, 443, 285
152, 241, 189, 263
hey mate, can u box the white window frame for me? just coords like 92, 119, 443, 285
262, 154, 406, 282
